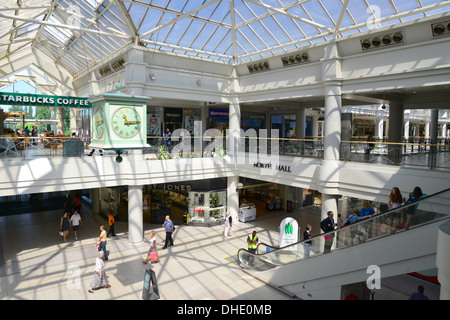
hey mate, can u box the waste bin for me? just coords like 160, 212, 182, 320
63, 140, 84, 157
142, 267, 160, 300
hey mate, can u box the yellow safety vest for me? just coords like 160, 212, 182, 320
248, 234, 258, 250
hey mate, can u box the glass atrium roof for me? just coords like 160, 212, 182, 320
1, 0, 450, 77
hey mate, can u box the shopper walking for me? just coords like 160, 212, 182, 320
107, 211, 116, 237
408, 285, 429, 300
162, 215, 174, 249
303, 224, 312, 259
60, 211, 71, 242
143, 231, 160, 264
88, 251, 111, 293
387, 187, 405, 233
70, 210, 83, 240
320, 211, 336, 253
97, 225, 109, 260
72, 194, 81, 215
224, 212, 232, 238
405, 186, 428, 230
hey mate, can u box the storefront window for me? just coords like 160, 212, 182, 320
183, 109, 201, 137
188, 190, 227, 223
241, 111, 265, 131
147, 106, 163, 145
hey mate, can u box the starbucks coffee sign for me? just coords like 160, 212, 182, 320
0, 92, 92, 108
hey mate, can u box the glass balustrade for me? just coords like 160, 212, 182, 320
1, 135, 449, 170
237, 188, 450, 271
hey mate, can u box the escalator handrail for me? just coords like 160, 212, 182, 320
237, 187, 450, 266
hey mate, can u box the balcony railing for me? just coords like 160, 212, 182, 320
1, 135, 449, 170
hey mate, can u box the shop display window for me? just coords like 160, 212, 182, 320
100, 187, 119, 216
188, 190, 226, 223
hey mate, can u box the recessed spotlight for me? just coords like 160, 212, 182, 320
362, 40, 371, 49
382, 36, 391, 45
393, 32, 403, 42
433, 24, 445, 34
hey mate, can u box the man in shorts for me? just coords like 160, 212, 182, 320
70, 210, 83, 240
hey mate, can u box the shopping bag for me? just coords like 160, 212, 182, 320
96, 242, 100, 250
150, 252, 159, 262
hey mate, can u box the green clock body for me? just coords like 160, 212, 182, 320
93, 107, 105, 139
111, 106, 142, 139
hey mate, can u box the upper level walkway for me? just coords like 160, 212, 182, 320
0, 136, 449, 204
1, 136, 449, 170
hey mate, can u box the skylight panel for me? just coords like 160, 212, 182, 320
199, 25, 229, 53
391, 0, 421, 13
301, 0, 335, 29
246, 20, 279, 47
195, 0, 221, 20
346, 0, 376, 25
177, 19, 204, 48
208, 0, 231, 23
167, 0, 188, 11
46, 15, 72, 44
84, 0, 100, 8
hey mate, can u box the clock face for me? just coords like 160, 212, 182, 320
111, 106, 142, 139
93, 107, 105, 139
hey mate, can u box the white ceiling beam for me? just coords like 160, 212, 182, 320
230, 0, 237, 63
0, 6, 54, 11
334, 0, 350, 33
339, 1, 450, 34
0, 11, 132, 40
244, 0, 334, 32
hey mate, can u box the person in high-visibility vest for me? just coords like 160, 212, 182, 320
247, 231, 259, 266
247, 231, 259, 253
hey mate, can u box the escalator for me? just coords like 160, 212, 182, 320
237, 188, 450, 298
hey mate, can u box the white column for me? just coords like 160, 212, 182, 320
404, 110, 410, 140
437, 220, 450, 300
228, 97, 241, 162
320, 82, 342, 219
312, 114, 319, 137
227, 176, 239, 224
125, 47, 147, 96
425, 120, 430, 139
56, 108, 64, 135
128, 185, 143, 245
320, 40, 342, 221
376, 109, 385, 140
70, 109, 78, 136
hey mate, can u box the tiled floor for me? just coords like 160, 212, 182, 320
0, 202, 299, 300
0, 201, 441, 300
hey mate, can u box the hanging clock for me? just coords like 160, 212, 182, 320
111, 106, 142, 139
93, 106, 105, 139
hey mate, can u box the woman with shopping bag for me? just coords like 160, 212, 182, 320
143, 231, 160, 264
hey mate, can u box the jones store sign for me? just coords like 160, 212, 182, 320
0, 92, 92, 108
